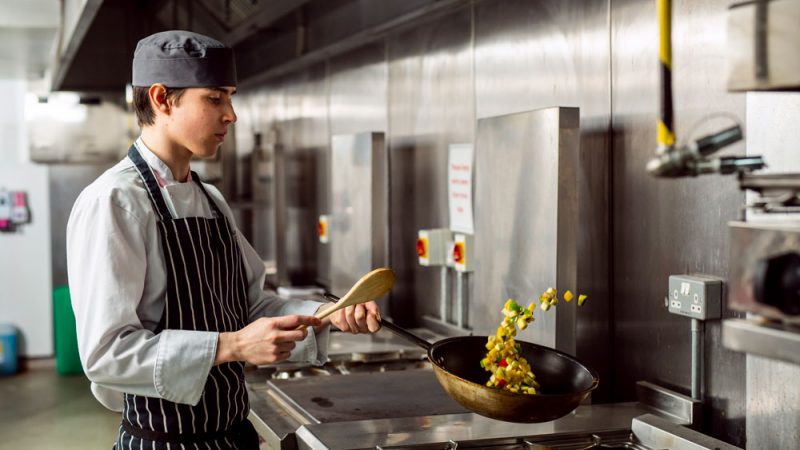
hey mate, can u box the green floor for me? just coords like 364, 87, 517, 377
0, 362, 121, 449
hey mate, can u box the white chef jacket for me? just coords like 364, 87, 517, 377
66, 138, 329, 412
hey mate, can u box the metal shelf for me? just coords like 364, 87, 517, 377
722, 318, 800, 365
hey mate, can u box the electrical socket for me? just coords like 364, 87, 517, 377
667, 274, 723, 320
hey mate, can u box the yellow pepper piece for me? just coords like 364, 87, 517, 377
578, 294, 588, 306
564, 290, 573, 302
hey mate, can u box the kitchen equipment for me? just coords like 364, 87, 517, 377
53, 285, 83, 375
390, 327, 597, 422
314, 268, 395, 324
248, 323, 702, 448
267, 369, 468, 424
295, 411, 741, 450
0, 324, 18, 375
320, 291, 598, 423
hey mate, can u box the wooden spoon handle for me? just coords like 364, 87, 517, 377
293, 301, 356, 331
295, 267, 395, 330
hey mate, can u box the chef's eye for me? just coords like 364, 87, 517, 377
208, 96, 222, 105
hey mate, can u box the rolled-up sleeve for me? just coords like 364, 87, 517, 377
67, 193, 218, 408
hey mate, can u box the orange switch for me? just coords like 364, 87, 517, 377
452, 241, 465, 264
416, 237, 428, 258
318, 215, 329, 243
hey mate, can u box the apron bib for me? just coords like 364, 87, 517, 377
114, 145, 257, 450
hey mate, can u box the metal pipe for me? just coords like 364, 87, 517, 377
440, 266, 449, 323
694, 125, 743, 157
691, 318, 704, 400
657, 0, 674, 153
456, 271, 464, 328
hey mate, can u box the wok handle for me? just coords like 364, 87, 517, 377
375, 317, 433, 351
322, 292, 432, 351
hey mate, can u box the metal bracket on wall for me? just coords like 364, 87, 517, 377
636, 381, 702, 427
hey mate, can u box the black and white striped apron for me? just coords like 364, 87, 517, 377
114, 145, 258, 450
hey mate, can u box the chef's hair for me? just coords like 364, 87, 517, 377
133, 86, 187, 128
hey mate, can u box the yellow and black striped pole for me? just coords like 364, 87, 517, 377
657, 0, 674, 152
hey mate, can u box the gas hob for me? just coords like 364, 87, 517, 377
246, 330, 740, 450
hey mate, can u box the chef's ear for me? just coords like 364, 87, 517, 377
148, 83, 170, 114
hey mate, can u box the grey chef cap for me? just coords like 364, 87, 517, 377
132, 30, 237, 88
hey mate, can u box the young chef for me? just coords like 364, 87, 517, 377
66, 30, 381, 449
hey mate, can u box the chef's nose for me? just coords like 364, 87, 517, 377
223, 103, 237, 124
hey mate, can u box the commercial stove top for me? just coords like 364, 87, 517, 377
268, 369, 469, 423
246, 330, 740, 450
294, 413, 741, 450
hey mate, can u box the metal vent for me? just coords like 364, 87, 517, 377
198, 0, 264, 30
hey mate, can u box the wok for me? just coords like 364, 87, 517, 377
379, 319, 599, 423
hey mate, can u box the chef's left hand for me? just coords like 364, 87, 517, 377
324, 301, 382, 334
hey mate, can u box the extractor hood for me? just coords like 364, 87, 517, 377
52, 0, 309, 91
52, 0, 468, 92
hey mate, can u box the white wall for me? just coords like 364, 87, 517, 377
0, 164, 53, 357
0, 79, 29, 163
0, 77, 53, 357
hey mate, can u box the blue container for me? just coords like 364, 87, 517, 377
0, 324, 18, 375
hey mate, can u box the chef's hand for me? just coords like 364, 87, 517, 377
322, 301, 382, 334
214, 315, 321, 365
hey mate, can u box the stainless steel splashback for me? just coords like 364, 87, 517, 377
387, 8, 474, 326
329, 132, 389, 297
233, 0, 757, 444
473, 107, 582, 354
610, 0, 746, 443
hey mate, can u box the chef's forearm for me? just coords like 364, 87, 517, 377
215, 331, 239, 365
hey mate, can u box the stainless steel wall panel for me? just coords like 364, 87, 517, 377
474, 0, 607, 120
386, 8, 474, 325
236, 66, 331, 287
611, 0, 745, 444
473, 0, 612, 402
236, 84, 287, 283
231, 0, 765, 444
49, 164, 113, 287
289, 65, 331, 287
328, 43, 388, 136
473, 107, 580, 354
329, 132, 388, 296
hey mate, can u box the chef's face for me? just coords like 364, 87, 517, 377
168, 86, 237, 158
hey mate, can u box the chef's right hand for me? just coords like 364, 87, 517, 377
214, 315, 321, 365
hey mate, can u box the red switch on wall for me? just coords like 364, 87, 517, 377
417, 238, 428, 258
318, 215, 329, 243
452, 241, 465, 265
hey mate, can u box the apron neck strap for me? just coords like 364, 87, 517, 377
127, 144, 172, 221
190, 171, 224, 218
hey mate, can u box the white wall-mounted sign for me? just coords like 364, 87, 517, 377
448, 143, 474, 234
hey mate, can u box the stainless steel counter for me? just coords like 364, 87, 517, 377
294, 402, 657, 449
245, 328, 444, 449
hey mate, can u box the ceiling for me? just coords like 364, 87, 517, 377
0, 0, 59, 80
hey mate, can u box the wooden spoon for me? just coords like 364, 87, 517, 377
300, 267, 395, 328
